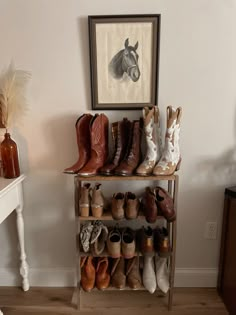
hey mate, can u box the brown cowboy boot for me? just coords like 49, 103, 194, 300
78, 114, 109, 176
99, 118, 130, 175
114, 119, 143, 176
64, 114, 93, 174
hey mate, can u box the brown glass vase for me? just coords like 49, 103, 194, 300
1, 132, 20, 178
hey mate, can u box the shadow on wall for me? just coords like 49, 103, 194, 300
196, 104, 236, 186
36, 114, 81, 171
12, 129, 29, 175
77, 16, 91, 111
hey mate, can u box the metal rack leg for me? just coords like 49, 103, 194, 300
74, 177, 81, 310
168, 175, 179, 311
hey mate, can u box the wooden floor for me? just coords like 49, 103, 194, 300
0, 287, 229, 315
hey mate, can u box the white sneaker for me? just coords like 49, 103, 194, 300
143, 256, 157, 294
155, 255, 169, 294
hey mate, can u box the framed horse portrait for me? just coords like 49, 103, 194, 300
88, 14, 161, 110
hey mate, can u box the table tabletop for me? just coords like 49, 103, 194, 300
0, 174, 26, 198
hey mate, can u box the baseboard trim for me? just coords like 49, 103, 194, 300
0, 267, 218, 287
175, 268, 218, 287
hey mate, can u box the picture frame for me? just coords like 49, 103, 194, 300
88, 14, 161, 110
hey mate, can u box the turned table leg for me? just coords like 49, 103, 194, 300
15, 184, 30, 291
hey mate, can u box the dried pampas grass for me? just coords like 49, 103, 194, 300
0, 62, 31, 130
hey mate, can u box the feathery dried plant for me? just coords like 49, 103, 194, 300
0, 62, 31, 130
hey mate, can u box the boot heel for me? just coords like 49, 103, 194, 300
91, 206, 103, 218
80, 206, 89, 217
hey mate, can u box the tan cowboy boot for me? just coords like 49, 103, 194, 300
153, 106, 182, 175
126, 256, 142, 289
111, 257, 126, 289
136, 106, 162, 175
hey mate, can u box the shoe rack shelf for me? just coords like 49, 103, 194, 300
73, 174, 179, 311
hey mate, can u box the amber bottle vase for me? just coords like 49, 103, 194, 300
0, 132, 20, 178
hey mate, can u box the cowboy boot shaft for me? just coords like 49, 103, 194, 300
115, 119, 142, 175
78, 114, 109, 175
144, 106, 162, 162
113, 118, 131, 165
99, 118, 130, 175
89, 114, 109, 164
136, 107, 161, 175
125, 120, 142, 165
64, 114, 93, 173
153, 106, 182, 175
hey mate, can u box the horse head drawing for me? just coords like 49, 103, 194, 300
109, 38, 140, 82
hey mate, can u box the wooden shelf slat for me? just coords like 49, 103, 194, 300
79, 214, 164, 221
75, 174, 177, 181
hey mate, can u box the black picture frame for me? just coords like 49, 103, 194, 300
88, 14, 161, 110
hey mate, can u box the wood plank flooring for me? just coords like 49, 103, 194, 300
0, 287, 229, 315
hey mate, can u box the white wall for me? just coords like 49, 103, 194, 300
0, 0, 236, 287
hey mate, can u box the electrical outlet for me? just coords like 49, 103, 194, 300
205, 222, 218, 239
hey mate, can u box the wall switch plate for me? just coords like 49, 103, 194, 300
205, 222, 218, 240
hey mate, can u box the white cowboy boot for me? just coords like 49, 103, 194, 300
155, 255, 169, 294
153, 106, 182, 175
136, 106, 162, 175
142, 255, 157, 294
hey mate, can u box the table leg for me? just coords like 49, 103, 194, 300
16, 203, 29, 291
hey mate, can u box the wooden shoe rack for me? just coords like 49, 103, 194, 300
73, 174, 179, 311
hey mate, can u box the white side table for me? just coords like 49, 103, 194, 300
0, 175, 29, 314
